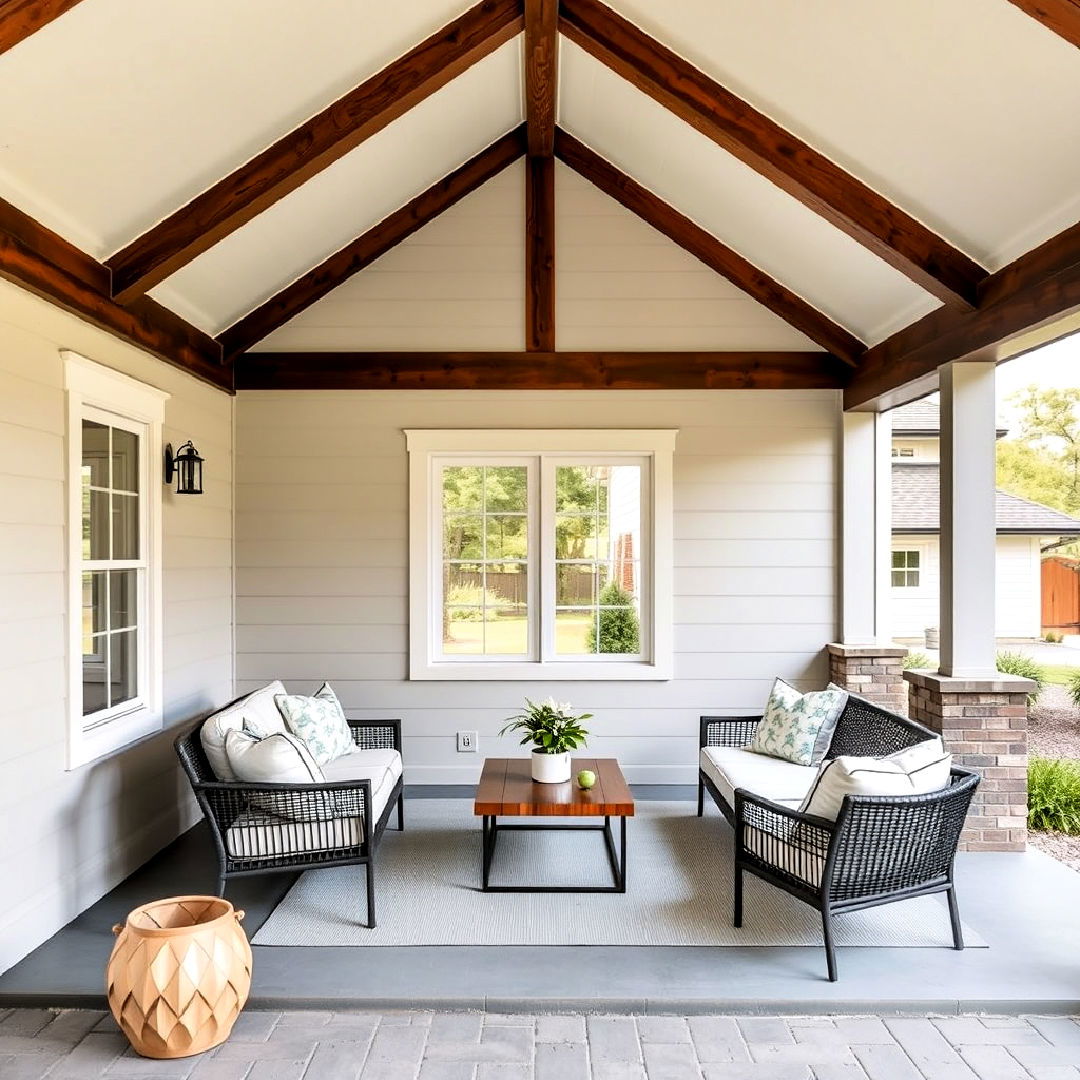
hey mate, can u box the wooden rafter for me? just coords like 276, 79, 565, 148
1006, 0, 1080, 48
236, 351, 847, 390
106, 0, 525, 303
845, 220, 1080, 410
0, 198, 229, 391
559, 0, 986, 310
555, 129, 864, 365
525, 155, 556, 351
0, 0, 85, 55
218, 127, 527, 357
525, 0, 559, 156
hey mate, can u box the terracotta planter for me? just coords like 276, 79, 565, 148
106, 895, 252, 1059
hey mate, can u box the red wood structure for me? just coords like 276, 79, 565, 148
1041, 556, 1080, 633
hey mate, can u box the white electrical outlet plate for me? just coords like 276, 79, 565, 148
457, 730, 478, 753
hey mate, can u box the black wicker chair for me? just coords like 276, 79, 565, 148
698, 697, 980, 981
175, 717, 403, 929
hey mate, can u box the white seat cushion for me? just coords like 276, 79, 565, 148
200, 681, 288, 781
700, 746, 818, 809
225, 812, 364, 861
744, 826, 825, 887
322, 748, 403, 823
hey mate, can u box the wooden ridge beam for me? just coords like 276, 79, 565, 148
106, 0, 525, 303
0, 0, 85, 55
1006, 0, 1080, 48
555, 129, 865, 365
525, 0, 559, 155
559, 0, 986, 309
218, 127, 527, 357
235, 350, 847, 390
0, 199, 229, 391
525, 155, 556, 350
845, 220, 1080, 410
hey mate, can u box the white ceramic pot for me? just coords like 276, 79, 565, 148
531, 749, 571, 784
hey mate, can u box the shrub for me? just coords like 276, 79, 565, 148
445, 583, 505, 619
995, 651, 1046, 705
1067, 670, 1080, 708
1045, 631, 1063, 643
902, 651, 933, 670
1029, 756, 1080, 834
587, 580, 640, 654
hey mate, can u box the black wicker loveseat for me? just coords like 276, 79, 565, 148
176, 712, 403, 929
698, 694, 980, 980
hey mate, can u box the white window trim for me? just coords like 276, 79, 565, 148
64, 351, 169, 769
890, 545, 927, 592
406, 429, 676, 681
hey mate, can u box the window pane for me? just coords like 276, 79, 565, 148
109, 630, 138, 707
444, 609, 483, 654
555, 608, 594, 655
83, 636, 108, 716
595, 587, 641, 654
891, 570, 906, 587
111, 427, 139, 493
482, 611, 527, 655
83, 571, 107, 635
485, 562, 527, 611
556, 465, 601, 513
555, 514, 597, 560
112, 493, 139, 559
442, 466, 483, 511
82, 420, 109, 487
85, 490, 110, 560
484, 466, 526, 512
556, 563, 596, 606
110, 570, 137, 630
908, 551, 920, 568
892, 552, 904, 568
485, 515, 527, 559
443, 515, 482, 560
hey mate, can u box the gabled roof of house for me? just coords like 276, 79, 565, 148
892, 463, 1080, 535
891, 397, 1008, 438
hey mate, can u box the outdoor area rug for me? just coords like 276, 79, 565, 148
252, 799, 986, 948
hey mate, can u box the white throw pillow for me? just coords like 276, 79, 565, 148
750, 678, 848, 766
275, 682, 355, 766
199, 681, 287, 781
799, 737, 953, 821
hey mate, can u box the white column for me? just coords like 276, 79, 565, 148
939, 361, 998, 677
840, 410, 892, 643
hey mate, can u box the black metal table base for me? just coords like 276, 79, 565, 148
480, 815, 628, 893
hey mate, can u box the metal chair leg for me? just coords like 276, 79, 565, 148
397, 792, 405, 831
947, 884, 964, 950
733, 862, 744, 928
821, 908, 838, 982
365, 861, 376, 929
697, 778, 704, 817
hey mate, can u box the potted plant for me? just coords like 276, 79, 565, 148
500, 697, 591, 783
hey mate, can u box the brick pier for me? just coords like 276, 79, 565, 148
826, 644, 907, 715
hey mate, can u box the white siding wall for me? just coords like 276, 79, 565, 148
890, 533, 1042, 640
0, 280, 234, 973
235, 389, 839, 784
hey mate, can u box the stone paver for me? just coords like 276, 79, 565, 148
0, 1010, 1077, 1079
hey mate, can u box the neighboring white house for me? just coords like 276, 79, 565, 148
890, 398, 1080, 642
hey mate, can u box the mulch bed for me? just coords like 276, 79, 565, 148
1027, 684, 1080, 872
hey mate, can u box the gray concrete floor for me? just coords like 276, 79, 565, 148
3, 1008, 1080, 1080
2, 790, 1080, 1015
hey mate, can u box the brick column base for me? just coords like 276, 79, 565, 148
826, 644, 907, 715
904, 670, 1033, 852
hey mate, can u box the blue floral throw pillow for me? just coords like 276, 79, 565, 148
275, 682, 355, 766
749, 678, 848, 766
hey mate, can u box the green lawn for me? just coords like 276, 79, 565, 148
444, 614, 592, 655
1041, 664, 1078, 688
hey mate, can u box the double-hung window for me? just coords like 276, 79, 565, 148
407, 430, 676, 680
891, 549, 922, 588
65, 352, 167, 767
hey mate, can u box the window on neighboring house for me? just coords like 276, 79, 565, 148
65, 352, 168, 768
891, 549, 921, 587
407, 430, 676, 680
891, 446, 915, 458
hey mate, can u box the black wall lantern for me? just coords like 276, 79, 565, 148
164, 440, 205, 495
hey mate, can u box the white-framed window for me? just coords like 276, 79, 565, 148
891, 446, 915, 458
891, 549, 922, 588
406, 430, 676, 680
64, 351, 169, 768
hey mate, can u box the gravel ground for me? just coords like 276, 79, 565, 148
1027, 684, 1080, 871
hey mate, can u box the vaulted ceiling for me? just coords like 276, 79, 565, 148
1, 0, 1079, 405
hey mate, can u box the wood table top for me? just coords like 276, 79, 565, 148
473, 757, 634, 817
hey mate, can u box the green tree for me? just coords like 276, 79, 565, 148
586, 580, 640, 654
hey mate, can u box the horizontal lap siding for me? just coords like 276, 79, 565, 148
236, 388, 839, 784
0, 280, 234, 973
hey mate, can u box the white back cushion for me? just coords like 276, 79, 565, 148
200, 681, 287, 780
800, 737, 953, 821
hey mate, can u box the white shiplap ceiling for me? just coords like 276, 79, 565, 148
0, 0, 1077, 352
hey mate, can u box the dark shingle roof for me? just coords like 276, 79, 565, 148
892, 463, 1080, 534
891, 397, 1007, 438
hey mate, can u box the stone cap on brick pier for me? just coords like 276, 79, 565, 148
827, 643, 907, 659
903, 670, 1036, 694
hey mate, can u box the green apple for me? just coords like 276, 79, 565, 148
577, 769, 597, 790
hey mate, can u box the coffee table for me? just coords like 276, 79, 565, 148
473, 757, 634, 893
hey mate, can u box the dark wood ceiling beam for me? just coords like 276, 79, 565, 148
236, 351, 848, 390
0, 199, 229, 391
106, 0, 525, 303
0, 0, 86, 54
218, 127, 526, 357
845, 220, 1080, 410
555, 129, 865, 365
525, 0, 559, 155
1006, 0, 1080, 48
525, 155, 556, 350
559, 0, 986, 309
